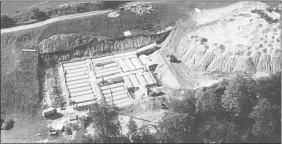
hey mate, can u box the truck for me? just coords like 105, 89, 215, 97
42, 107, 57, 118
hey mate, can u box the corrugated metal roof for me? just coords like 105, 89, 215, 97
66, 75, 89, 82
136, 74, 148, 86
71, 90, 93, 97
67, 68, 88, 74
71, 94, 95, 103
96, 69, 122, 78
77, 100, 96, 107
143, 72, 155, 85
130, 57, 143, 69
101, 83, 124, 90
124, 58, 136, 71
64, 64, 86, 70
63, 60, 86, 67
129, 75, 140, 87
67, 79, 89, 86
105, 93, 129, 101
69, 86, 92, 93
66, 71, 87, 78
102, 86, 125, 94
118, 59, 129, 72
123, 76, 134, 88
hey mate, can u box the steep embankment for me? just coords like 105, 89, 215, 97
38, 32, 169, 64
161, 1, 281, 75
1, 29, 42, 118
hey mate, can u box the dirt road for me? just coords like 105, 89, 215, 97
1, 10, 111, 34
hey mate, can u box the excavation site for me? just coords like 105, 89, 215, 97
1, 1, 281, 143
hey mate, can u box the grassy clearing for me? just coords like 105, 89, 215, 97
38, 2, 190, 41
0, 115, 49, 143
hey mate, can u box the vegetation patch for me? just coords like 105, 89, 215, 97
1, 2, 129, 28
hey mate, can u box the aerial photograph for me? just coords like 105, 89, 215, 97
1, 0, 281, 143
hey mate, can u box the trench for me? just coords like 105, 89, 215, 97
39, 32, 170, 67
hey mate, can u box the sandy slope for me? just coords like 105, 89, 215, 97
162, 1, 281, 75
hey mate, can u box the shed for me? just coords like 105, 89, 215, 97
194, 8, 202, 13
42, 107, 57, 118
123, 31, 132, 37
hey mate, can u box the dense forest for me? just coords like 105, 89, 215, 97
74, 72, 281, 143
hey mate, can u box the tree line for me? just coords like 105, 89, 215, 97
76, 72, 281, 143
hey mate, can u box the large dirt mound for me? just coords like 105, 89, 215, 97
162, 1, 281, 74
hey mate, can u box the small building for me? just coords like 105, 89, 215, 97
42, 107, 57, 118
123, 31, 132, 37
195, 8, 202, 13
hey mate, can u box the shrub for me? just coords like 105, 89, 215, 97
1, 14, 15, 28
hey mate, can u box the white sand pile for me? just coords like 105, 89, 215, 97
162, 1, 281, 76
